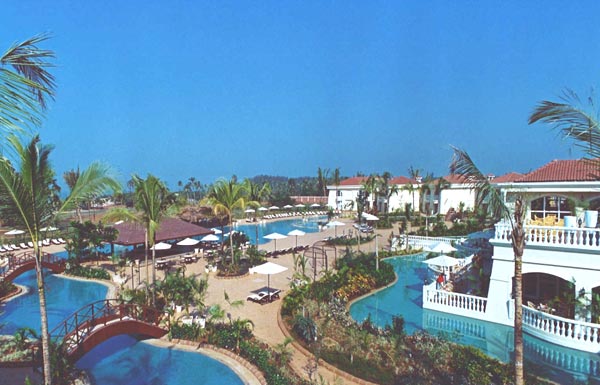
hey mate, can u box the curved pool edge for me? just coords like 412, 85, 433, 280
346, 252, 424, 312
146, 338, 265, 385
58, 272, 118, 299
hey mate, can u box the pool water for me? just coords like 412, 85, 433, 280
229, 215, 327, 245
0, 269, 108, 334
76, 335, 244, 385
349, 254, 600, 384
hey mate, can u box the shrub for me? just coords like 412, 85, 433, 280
65, 264, 110, 280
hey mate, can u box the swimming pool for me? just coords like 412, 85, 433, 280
229, 215, 327, 245
0, 269, 108, 334
76, 335, 245, 385
349, 254, 600, 384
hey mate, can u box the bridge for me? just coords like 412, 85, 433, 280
0, 252, 66, 283
50, 299, 167, 361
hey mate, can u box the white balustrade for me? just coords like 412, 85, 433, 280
406, 235, 456, 250
494, 222, 600, 250
423, 284, 487, 317
523, 305, 600, 353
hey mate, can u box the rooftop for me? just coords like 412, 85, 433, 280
112, 217, 213, 246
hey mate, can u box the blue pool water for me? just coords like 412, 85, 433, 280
350, 254, 600, 384
76, 335, 244, 385
229, 215, 327, 245
0, 269, 108, 334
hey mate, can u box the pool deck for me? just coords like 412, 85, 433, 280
1, 216, 398, 385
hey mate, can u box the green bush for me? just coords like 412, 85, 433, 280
0, 280, 17, 298
65, 264, 110, 280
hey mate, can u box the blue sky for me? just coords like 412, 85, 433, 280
2, 1, 599, 189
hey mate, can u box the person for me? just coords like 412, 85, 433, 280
436, 273, 445, 289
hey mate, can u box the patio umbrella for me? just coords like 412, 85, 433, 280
268, 205, 279, 210
426, 241, 457, 254
244, 208, 255, 213
201, 234, 220, 242
210, 228, 223, 234
287, 229, 306, 248
310, 203, 320, 208
258, 207, 268, 212
422, 254, 459, 276
40, 226, 58, 232
361, 212, 379, 221
176, 237, 200, 246
327, 220, 345, 237
264, 232, 287, 252
295, 204, 305, 208
151, 242, 172, 250
283, 204, 293, 209
5, 229, 24, 236
249, 261, 288, 296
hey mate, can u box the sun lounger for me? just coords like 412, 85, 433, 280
10, 244, 19, 250
57, 238, 66, 244
19, 243, 29, 249
51, 239, 61, 245
42, 239, 50, 246
27, 241, 34, 248
246, 292, 269, 303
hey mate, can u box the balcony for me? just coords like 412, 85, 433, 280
494, 222, 600, 251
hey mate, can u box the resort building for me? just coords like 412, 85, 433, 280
326, 176, 369, 211
423, 158, 600, 353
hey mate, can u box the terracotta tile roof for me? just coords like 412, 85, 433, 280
442, 174, 471, 184
390, 176, 415, 185
516, 159, 600, 183
339, 176, 369, 186
491, 172, 524, 184
112, 217, 213, 246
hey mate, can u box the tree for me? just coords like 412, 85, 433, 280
243, 178, 271, 205
205, 178, 254, 264
331, 168, 341, 210
362, 174, 379, 213
63, 168, 82, 222
316, 167, 330, 197
131, 174, 175, 306
0, 135, 119, 385
450, 147, 525, 385
379, 171, 398, 217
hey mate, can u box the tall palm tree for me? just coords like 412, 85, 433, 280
331, 167, 341, 210
205, 178, 250, 263
0, 135, 119, 385
1, 34, 55, 133
362, 174, 379, 213
131, 174, 174, 305
450, 147, 525, 385
243, 178, 271, 205
63, 168, 83, 222
379, 171, 398, 216
317, 167, 330, 197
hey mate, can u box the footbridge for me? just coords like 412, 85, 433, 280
0, 252, 66, 282
50, 299, 167, 361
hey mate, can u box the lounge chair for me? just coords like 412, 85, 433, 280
51, 239, 61, 245
57, 238, 66, 244
10, 244, 19, 250
246, 291, 269, 303
27, 241, 34, 248
19, 243, 29, 249
42, 239, 50, 246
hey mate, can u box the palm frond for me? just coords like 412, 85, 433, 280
60, 162, 121, 212
449, 146, 509, 221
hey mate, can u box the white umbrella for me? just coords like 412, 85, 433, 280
295, 204, 305, 208
244, 208, 256, 213
361, 212, 379, 221
5, 229, 24, 236
426, 241, 457, 254
283, 204, 293, 209
327, 220, 345, 237
249, 261, 288, 296
176, 237, 200, 246
258, 207, 268, 212
287, 229, 306, 248
264, 232, 287, 251
268, 205, 279, 210
40, 226, 58, 232
201, 234, 220, 242
423, 254, 459, 276
210, 228, 223, 234
310, 203, 320, 208
151, 242, 172, 250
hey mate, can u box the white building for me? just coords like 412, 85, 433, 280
326, 176, 369, 211
423, 159, 600, 354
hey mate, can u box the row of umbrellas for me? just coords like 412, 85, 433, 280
244, 203, 322, 213
4, 226, 59, 236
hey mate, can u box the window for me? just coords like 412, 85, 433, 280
530, 196, 571, 219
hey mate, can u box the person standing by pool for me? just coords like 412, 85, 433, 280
436, 273, 445, 289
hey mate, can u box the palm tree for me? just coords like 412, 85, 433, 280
317, 167, 330, 197
331, 167, 341, 210
379, 171, 398, 217
131, 174, 174, 305
1, 34, 55, 133
243, 178, 271, 205
205, 178, 249, 264
0, 135, 119, 385
362, 174, 379, 213
450, 147, 525, 385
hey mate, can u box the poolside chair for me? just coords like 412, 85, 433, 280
246, 291, 268, 303
10, 244, 19, 250
58, 238, 66, 244
51, 239, 61, 245
27, 241, 34, 248
42, 239, 50, 246
19, 243, 29, 249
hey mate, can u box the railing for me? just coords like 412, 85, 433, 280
0, 252, 64, 281
50, 299, 164, 355
422, 282, 488, 317
494, 222, 600, 250
524, 337, 600, 377
405, 235, 456, 250
523, 305, 600, 353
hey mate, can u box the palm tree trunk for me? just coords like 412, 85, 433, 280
152, 241, 157, 307
512, 197, 525, 385
35, 246, 52, 385
144, 228, 149, 287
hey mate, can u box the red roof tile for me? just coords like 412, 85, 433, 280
339, 176, 369, 186
491, 172, 524, 184
516, 159, 600, 183
442, 174, 471, 184
390, 176, 415, 185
